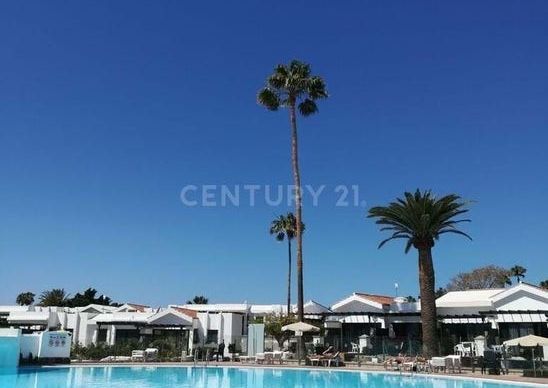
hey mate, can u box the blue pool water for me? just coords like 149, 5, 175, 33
0, 366, 535, 388
0, 334, 20, 368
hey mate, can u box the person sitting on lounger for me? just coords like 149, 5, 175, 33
384, 353, 409, 369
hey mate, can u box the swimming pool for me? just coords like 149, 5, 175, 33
0, 366, 539, 387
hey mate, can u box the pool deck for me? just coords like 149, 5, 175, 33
65, 361, 547, 385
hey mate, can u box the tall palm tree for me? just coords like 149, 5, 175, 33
258, 60, 328, 324
368, 190, 471, 357
509, 265, 526, 283
270, 213, 305, 315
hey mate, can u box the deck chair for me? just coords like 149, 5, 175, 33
131, 350, 145, 362
327, 352, 342, 367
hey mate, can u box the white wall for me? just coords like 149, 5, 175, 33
38, 331, 71, 359
20, 333, 40, 359
194, 312, 245, 355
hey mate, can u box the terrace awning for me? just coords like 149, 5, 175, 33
7, 312, 50, 325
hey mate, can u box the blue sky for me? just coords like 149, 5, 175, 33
1, 1, 547, 307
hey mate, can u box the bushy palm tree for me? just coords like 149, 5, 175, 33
258, 60, 328, 324
270, 213, 305, 315
16, 292, 35, 306
540, 280, 548, 290
39, 288, 69, 307
70, 288, 114, 307
368, 189, 471, 357
187, 295, 208, 304
509, 265, 526, 283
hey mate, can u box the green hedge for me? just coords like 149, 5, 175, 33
71, 338, 184, 361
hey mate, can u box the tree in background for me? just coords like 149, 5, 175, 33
435, 287, 447, 298
406, 296, 417, 303
69, 288, 114, 307
258, 60, 328, 326
368, 189, 471, 357
446, 265, 511, 291
509, 265, 527, 283
187, 296, 209, 304
264, 314, 297, 349
540, 280, 548, 290
38, 289, 69, 307
270, 212, 305, 316
16, 292, 35, 306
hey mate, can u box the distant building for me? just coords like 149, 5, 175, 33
0, 283, 545, 357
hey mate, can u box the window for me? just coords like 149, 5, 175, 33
206, 330, 218, 344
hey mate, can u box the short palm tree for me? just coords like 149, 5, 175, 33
39, 288, 69, 307
270, 213, 305, 315
509, 265, 526, 283
258, 60, 327, 324
16, 292, 35, 306
187, 295, 209, 304
368, 190, 471, 357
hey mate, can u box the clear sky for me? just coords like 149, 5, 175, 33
1, 1, 547, 307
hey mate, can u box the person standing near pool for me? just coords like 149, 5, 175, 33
217, 340, 225, 362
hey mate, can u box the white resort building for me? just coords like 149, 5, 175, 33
0, 283, 546, 358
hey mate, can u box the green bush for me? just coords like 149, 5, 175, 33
71, 336, 184, 361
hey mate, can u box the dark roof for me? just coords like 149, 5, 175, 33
355, 293, 394, 306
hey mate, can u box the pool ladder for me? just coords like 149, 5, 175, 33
193, 349, 210, 367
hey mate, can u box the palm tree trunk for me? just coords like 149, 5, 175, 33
287, 238, 292, 316
289, 102, 304, 321
417, 245, 439, 358
289, 102, 305, 361
288, 102, 304, 323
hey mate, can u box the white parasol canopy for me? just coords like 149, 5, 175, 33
503, 334, 548, 347
282, 321, 320, 333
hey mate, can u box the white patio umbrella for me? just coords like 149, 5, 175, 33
282, 322, 320, 364
282, 321, 320, 333
503, 335, 548, 377
503, 334, 548, 347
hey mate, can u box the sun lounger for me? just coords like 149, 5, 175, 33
264, 352, 274, 364
326, 352, 342, 367
429, 357, 451, 373
100, 355, 131, 362
181, 350, 193, 362
445, 355, 462, 373
308, 355, 323, 366
239, 355, 253, 363
281, 351, 293, 363
255, 353, 265, 364
401, 356, 428, 372
131, 350, 145, 362
308, 346, 335, 366
402, 360, 415, 372
145, 348, 158, 362
384, 355, 409, 371
272, 351, 283, 364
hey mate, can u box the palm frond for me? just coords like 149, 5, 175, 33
257, 88, 280, 110
298, 99, 318, 116
368, 189, 472, 253
258, 60, 327, 117
307, 76, 328, 99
